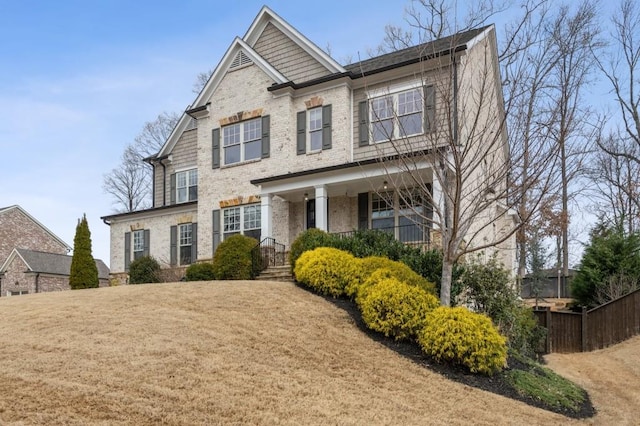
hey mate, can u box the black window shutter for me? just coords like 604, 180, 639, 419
170, 226, 177, 266
212, 128, 221, 168
357, 192, 369, 230
261, 115, 270, 158
212, 210, 221, 255
359, 101, 369, 146
424, 85, 435, 132
170, 173, 176, 205
296, 110, 306, 155
191, 223, 198, 264
322, 104, 332, 150
124, 232, 131, 271
143, 229, 150, 257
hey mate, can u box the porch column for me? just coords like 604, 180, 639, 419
261, 193, 273, 239
315, 185, 328, 232
431, 176, 443, 231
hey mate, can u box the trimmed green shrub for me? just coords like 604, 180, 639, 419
213, 234, 259, 280
293, 247, 355, 297
289, 228, 336, 272
401, 248, 465, 302
129, 256, 161, 284
185, 262, 216, 281
351, 258, 436, 303
418, 306, 507, 375
359, 277, 440, 340
332, 229, 410, 260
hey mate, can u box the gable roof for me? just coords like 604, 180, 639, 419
154, 6, 346, 160
0, 205, 71, 251
0, 248, 109, 280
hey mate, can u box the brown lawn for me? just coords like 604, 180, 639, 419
0, 281, 635, 425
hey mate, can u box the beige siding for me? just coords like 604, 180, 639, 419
253, 22, 330, 83
153, 128, 198, 207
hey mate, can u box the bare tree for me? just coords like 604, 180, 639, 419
366, 0, 560, 306
546, 1, 602, 279
102, 146, 150, 212
103, 112, 179, 212
192, 69, 214, 95
596, 0, 640, 165
588, 133, 640, 233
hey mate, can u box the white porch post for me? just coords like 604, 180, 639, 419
315, 185, 328, 232
431, 176, 443, 231
261, 193, 273, 239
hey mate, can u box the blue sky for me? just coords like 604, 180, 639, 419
0, 1, 408, 265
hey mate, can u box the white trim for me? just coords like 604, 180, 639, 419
243, 6, 345, 74
465, 25, 494, 50
365, 80, 424, 99
0, 248, 30, 274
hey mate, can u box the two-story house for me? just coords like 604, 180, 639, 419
102, 6, 516, 283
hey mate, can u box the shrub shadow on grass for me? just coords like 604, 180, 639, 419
318, 292, 596, 419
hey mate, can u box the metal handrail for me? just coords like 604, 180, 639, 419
251, 237, 287, 276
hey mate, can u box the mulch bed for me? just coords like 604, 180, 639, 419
321, 294, 597, 419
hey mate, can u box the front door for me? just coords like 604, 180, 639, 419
306, 199, 316, 229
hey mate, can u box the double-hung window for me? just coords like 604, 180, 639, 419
308, 107, 323, 151
223, 204, 261, 241
133, 230, 145, 260
296, 104, 332, 154
223, 118, 262, 165
370, 189, 429, 244
369, 86, 433, 143
179, 223, 193, 265
176, 169, 197, 203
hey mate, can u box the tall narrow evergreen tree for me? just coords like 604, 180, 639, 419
69, 214, 99, 289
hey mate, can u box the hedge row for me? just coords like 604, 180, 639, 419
293, 246, 507, 375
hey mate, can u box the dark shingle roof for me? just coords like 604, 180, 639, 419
15, 248, 110, 280
344, 25, 491, 76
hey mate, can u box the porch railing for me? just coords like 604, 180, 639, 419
332, 224, 431, 250
251, 237, 287, 276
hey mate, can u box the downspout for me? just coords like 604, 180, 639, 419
35, 272, 39, 293
161, 159, 167, 206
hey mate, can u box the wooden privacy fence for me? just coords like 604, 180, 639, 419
533, 288, 640, 353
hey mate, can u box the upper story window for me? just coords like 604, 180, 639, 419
297, 104, 332, 154
360, 85, 435, 146
223, 118, 262, 165
176, 169, 197, 203
212, 115, 270, 168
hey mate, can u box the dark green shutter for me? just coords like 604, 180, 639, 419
170, 173, 176, 205
124, 232, 131, 271
322, 104, 332, 150
424, 85, 435, 132
359, 101, 369, 146
212, 210, 221, 255
191, 223, 198, 264
212, 128, 220, 168
170, 226, 177, 266
357, 192, 369, 230
143, 229, 150, 257
296, 111, 306, 155
261, 115, 270, 158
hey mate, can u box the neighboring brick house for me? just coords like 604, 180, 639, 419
0, 205, 110, 295
102, 6, 516, 282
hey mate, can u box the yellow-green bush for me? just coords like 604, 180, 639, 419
418, 306, 507, 375
293, 247, 356, 297
359, 277, 440, 340
347, 257, 436, 301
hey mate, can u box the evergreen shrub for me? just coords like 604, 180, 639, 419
129, 256, 161, 284
352, 260, 436, 304
418, 306, 507, 375
213, 234, 259, 280
185, 262, 216, 281
289, 228, 336, 272
293, 247, 355, 297
359, 277, 439, 340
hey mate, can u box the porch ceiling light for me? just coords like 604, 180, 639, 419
304, 192, 308, 201
383, 181, 388, 190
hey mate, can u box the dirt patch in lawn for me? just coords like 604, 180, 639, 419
0, 281, 632, 425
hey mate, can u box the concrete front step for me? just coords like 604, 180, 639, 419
257, 266, 294, 282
